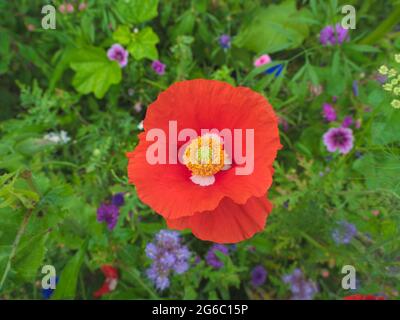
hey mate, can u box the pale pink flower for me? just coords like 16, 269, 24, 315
371, 210, 380, 216
78, 2, 87, 11
27, 24, 35, 32
254, 54, 272, 67
58, 3, 66, 13
66, 3, 74, 13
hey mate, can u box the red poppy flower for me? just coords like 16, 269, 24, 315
344, 294, 385, 300
93, 265, 119, 298
127, 79, 281, 243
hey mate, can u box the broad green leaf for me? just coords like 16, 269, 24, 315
234, 0, 311, 54
70, 46, 122, 99
113, 25, 131, 45
52, 245, 86, 299
115, 0, 158, 24
353, 153, 400, 196
371, 112, 400, 145
127, 27, 159, 60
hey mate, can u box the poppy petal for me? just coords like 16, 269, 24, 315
166, 195, 272, 243
127, 133, 227, 219
127, 80, 281, 220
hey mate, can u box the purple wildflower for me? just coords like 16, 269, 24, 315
332, 221, 357, 244
107, 44, 128, 68
376, 74, 387, 84
146, 264, 170, 291
145, 230, 191, 291
219, 34, 231, 49
111, 193, 125, 207
342, 116, 353, 128
205, 244, 229, 269
323, 127, 354, 154
151, 60, 166, 75
282, 269, 318, 300
251, 265, 267, 287
320, 23, 349, 46
322, 103, 337, 122
97, 203, 119, 230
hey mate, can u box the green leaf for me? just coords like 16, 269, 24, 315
371, 111, 400, 145
14, 233, 48, 282
52, 245, 86, 299
127, 27, 159, 60
0, 32, 11, 74
113, 25, 131, 45
346, 44, 381, 53
353, 153, 400, 196
70, 46, 122, 99
234, 0, 311, 54
115, 0, 158, 24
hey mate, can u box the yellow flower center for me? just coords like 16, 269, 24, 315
183, 135, 225, 176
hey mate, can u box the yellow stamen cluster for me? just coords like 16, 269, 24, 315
183, 135, 225, 176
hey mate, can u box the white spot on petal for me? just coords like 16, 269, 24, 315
222, 151, 232, 170
190, 175, 215, 186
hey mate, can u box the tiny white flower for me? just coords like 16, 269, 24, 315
43, 131, 71, 145
137, 120, 144, 130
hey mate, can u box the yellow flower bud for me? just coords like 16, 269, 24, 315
378, 65, 388, 75
383, 83, 393, 91
388, 68, 397, 78
391, 99, 400, 109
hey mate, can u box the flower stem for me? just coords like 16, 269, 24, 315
0, 208, 33, 291
360, 4, 400, 45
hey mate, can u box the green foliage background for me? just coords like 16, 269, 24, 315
0, 0, 399, 300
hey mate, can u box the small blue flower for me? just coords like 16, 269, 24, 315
111, 193, 125, 207
352, 80, 359, 97
219, 34, 231, 49
265, 63, 284, 77
42, 276, 59, 299
145, 230, 191, 291
251, 265, 267, 287
205, 244, 229, 269
332, 220, 357, 245
282, 269, 318, 300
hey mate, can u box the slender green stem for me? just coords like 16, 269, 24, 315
142, 79, 167, 90
0, 209, 33, 291
360, 5, 400, 45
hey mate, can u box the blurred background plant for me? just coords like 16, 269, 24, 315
0, 0, 399, 300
